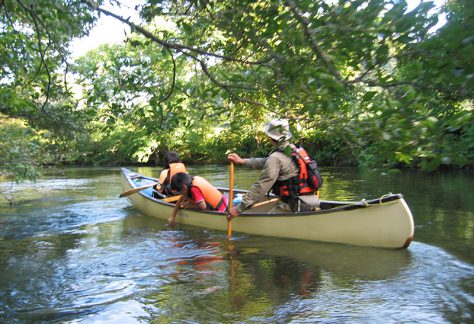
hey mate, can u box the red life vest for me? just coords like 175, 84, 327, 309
192, 176, 227, 211
273, 145, 322, 200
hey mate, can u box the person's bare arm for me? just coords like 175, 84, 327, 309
195, 200, 207, 210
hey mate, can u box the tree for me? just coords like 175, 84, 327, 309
0, 0, 96, 182
80, 0, 471, 170
1, 0, 473, 175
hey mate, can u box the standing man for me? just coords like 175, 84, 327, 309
227, 119, 320, 219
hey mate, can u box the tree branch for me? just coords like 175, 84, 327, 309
284, 0, 347, 86
194, 54, 268, 109
81, 0, 269, 66
157, 47, 176, 105
17, 0, 52, 115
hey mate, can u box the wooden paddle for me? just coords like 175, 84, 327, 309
252, 197, 279, 208
227, 161, 234, 240
119, 182, 158, 198
163, 195, 182, 203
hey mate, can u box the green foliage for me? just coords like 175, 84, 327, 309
1, 0, 474, 177
1, 0, 94, 116
0, 116, 41, 183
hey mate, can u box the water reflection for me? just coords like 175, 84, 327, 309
233, 237, 412, 281
1, 167, 473, 322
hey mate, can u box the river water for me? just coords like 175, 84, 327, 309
0, 166, 473, 323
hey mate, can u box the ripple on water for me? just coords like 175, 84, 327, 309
264, 241, 474, 323
0, 178, 96, 197
1, 198, 130, 240
2, 167, 474, 322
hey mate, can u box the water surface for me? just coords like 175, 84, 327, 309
0, 166, 473, 322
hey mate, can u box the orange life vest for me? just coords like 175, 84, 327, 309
160, 162, 187, 195
192, 176, 226, 211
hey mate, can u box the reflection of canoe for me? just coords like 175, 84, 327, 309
121, 168, 415, 249
235, 237, 412, 281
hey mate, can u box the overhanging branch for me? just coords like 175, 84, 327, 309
81, 0, 274, 109
285, 0, 347, 87
81, 0, 270, 66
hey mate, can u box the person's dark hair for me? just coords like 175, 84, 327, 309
171, 172, 192, 193
164, 151, 181, 169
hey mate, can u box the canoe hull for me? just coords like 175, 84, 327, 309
120, 168, 414, 248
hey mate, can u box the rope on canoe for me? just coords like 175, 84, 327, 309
377, 192, 393, 205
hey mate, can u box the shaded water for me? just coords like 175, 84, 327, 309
0, 166, 473, 323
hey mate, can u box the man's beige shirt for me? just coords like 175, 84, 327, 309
237, 142, 298, 213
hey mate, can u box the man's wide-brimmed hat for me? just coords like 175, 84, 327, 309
264, 119, 292, 141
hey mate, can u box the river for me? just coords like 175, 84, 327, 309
1, 166, 473, 323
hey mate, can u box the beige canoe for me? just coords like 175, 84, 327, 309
120, 168, 415, 249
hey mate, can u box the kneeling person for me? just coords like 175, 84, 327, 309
171, 172, 228, 212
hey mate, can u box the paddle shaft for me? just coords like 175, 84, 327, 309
119, 182, 158, 198
227, 161, 234, 240
252, 197, 279, 208
163, 195, 182, 203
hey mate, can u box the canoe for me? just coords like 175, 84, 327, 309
120, 168, 415, 249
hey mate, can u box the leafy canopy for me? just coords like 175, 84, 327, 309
1, 0, 473, 183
